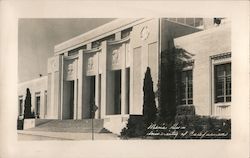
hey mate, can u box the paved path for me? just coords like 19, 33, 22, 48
18, 133, 66, 140
17, 130, 120, 140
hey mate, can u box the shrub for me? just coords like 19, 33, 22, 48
143, 67, 157, 127
24, 88, 34, 119
176, 105, 195, 116
17, 119, 24, 130
146, 115, 231, 139
120, 115, 146, 139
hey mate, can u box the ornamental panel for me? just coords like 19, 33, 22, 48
64, 59, 77, 81
86, 52, 99, 76
48, 57, 59, 73
109, 45, 123, 70
140, 26, 150, 41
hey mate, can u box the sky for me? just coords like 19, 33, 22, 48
18, 18, 115, 83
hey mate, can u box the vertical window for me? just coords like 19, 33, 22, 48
186, 18, 195, 27
168, 18, 177, 22
19, 97, 23, 116
44, 91, 47, 115
177, 18, 185, 23
121, 27, 132, 39
194, 18, 203, 27
35, 93, 41, 118
68, 45, 86, 56
92, 34, 115, 49
125, 68, 130, 114
214, 63, 231, 103
180, 70, 193, 105
114, 70, 121, 114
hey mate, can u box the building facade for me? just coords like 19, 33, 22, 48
18, 18, 231, 134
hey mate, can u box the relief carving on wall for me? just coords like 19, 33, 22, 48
140, 26, 150, 41
112, 49, 119, 65
64, 60, 77, 80
67, 63, 74, 75
87, 57, 94, 71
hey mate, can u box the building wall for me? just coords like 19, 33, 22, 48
174, 23, 231, 117
129, 18, 159, 114
18, 76, 48, 119
18, 18, 231, 127
47, 55, 63, 119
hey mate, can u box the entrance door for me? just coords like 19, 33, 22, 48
114, 70, 121, 114
62, 80, 75, 119
35, 95, 40, 118
89, 76, 95, 118
69, 81, 74, 119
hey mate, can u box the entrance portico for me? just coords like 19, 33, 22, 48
47, 38, 132, 120
46, 19, 161, 123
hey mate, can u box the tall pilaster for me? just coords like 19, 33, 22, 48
121, 43, 127, 115
77, 49, 84, 119
73, 78, 78, 120
40, 91, 45, 118
95, 48, 100, 119
95, 73, 100, 119
100, 41, 107, 118
47, 55, 63, 119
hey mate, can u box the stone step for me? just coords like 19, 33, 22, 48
27, 119, 109, 133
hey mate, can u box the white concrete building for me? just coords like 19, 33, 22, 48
18, 18, 231, 134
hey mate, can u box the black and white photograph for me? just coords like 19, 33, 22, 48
0, 1, 249, 158
17, 18, 231, 140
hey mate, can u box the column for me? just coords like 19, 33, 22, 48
130, 46, 134, 115
100, 41, 107, 118
95, 49, 100, 119
40, 91, 45, 119
121, 43, 127, 115
23, 96, 25, 115
58, 55, 63, 119
95, 74, 100, 119
73, 79, 78, 120
87, 43, 92, 50
77, 49, 84, 119
32, 92, 36, 116
115, 32, 121, 40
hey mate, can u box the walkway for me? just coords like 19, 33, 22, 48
17, 130, 120, 140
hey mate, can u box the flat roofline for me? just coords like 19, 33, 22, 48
174, 22, 231, 44
19, 76, 48, 86
54, 18, 147, 54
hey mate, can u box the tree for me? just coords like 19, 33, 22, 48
158, 38, 190, 124
24, 88, 33, 119
143, 67, 157, 127
158, 42, 180, 124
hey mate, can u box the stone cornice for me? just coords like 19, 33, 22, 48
64, 54, 79, 60
54, 18, 151, 54
83, 48, 102, 54
107, 36, 130, 45
210, 52, 231, 60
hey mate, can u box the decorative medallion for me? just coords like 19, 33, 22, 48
88, 57, 94, 70
52, 61, 57, 71
140, 26, 150, 40
49, 58, 58, 72
112, 49, 119, 65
